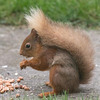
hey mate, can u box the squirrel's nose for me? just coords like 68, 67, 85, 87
19, 50, 23, 55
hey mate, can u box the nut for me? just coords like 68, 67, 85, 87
0, 76, 30, 94
9, 87, 14, 91
15, 85, 19, 89
9, 79, 15, 83
24, 86, 30, 91
4, 87, 9, 92
17, 79, 20, 83
0, 85, 3, 90
8, 85, 13, 89
3, 80, 9, 83
16, 93, 20, 98
0, 89, 5, 94
18, 76, 23, 80
0, 81, 3, 85
19, 85, 24, 89
5, 82, 11, 86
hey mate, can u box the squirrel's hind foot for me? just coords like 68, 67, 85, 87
38, 91, 56, 98
45, 82, 52, 87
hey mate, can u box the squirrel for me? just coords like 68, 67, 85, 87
19, 8, 94, 97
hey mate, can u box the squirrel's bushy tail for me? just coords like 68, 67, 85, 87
25, 8, 94, 84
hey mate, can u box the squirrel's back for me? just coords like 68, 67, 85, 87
25, 8, 94, 84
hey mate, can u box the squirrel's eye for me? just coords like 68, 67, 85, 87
25, 43, 31, 49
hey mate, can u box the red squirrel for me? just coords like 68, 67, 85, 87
20, 9, 94, 97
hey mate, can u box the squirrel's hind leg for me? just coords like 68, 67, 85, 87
50, 64, 79, 93
45, 82, 52, 87
38, 64, 79, 97
38, 91, 56, 98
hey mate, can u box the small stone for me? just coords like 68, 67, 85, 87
2, 65, 8, 68
10, 98, 13, 100
30, 93, 33, 95
15, 73, 18, 76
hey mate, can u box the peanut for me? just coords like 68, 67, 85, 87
17, 79, 20, 83
16, 93, 20, 98
18, 76, 23, 80
24, 86, 30, 91
15, 85, 19, 89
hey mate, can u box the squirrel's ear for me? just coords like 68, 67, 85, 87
30, 28, 38, 37
31, 28, 37, 34
30, 28, 40, 40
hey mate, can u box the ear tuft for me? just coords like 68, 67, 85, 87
31, 28, 37, 34
25, 8, 49, 34
30, 28, 39, 39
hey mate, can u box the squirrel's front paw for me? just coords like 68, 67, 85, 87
20, 60, 28, 70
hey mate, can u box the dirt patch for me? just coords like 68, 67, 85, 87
0, 26, 100, 100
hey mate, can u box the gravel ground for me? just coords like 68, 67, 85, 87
0, 26, 100, 100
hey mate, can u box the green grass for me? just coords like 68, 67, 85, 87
5, 92, 99, 100
0, 91, 99, 100
0, 0, 100, 28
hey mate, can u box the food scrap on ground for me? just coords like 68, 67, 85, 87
16, 93, 20, 98
0, 75, 30, 98
18, 76, 23, 80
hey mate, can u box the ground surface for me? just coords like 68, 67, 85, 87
0, 26, 100, 100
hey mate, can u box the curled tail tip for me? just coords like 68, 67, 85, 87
25, 8, 43, 20
25, 8, 46, 30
